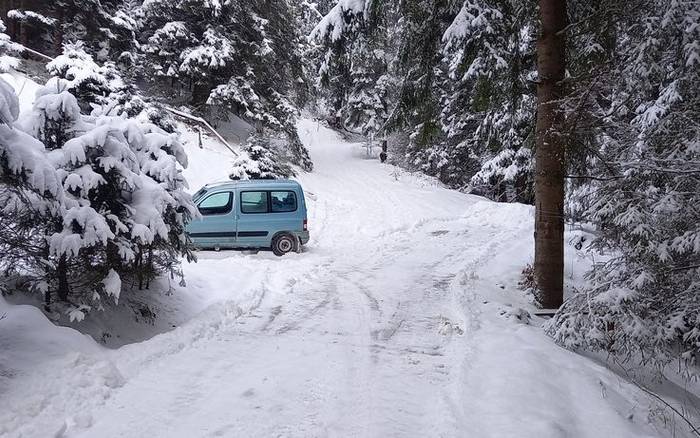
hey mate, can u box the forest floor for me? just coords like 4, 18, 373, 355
0, 97, 697, 437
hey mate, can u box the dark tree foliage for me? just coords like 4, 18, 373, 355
138, 0, 313, 170
316, 0, 700, 375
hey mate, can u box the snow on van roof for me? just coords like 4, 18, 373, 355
203, 179, 301, 189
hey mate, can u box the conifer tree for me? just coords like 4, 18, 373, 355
7, 75, 195, 317
0, 18, 21, 72
4, 0, 135, 58
230, 133, 295, 181
140, 0, 313, 170
441, 0, 537, 194
547, 0, 700, 371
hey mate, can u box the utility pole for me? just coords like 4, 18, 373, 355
534, 0, 567, 309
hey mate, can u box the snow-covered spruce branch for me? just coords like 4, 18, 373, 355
555, 6, 621, 37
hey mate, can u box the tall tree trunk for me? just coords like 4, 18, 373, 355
0, 1, 9, 33
53, 7, 63, 56
18, 0, 27, 46
4, 0, 17, 42
534, 0, 567, 309
56, 254, 69, 301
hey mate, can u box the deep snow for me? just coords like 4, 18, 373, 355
0, 111, 695, 437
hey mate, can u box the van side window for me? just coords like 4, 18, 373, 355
271, 191, 297, 212
198, 192, 233, 215
240, 191, 269, 214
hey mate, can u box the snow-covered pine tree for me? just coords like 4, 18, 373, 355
343, 31, 390, 135
4, 3, 56, 50
46, 41, 177, 135
0, 77, 65, 304
3, 76, 83, 303
291, 0, 326, 107
546, 0, 700, 374
4, 0, 136, 59
0, 18, 22, 72
0, 76, 61, 200
46, 42, 125, 111
311, 0, 395, 135
230, 133, 294, 181
313, 0, 458, 176
441, 0, 536, 197
385, 0, 456, 173
469, 147, 533, 203
314, 0, 540, 196
311, 0, 363, 125
12, 76, 195, 316
140, 0, 313, 171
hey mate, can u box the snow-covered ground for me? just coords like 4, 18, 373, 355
0, 113, 693, 437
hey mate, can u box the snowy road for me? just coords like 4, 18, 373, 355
1, 120, 673, 437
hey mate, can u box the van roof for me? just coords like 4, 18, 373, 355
202, 179, 302, 190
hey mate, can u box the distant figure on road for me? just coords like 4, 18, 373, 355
380, 140, 388, 163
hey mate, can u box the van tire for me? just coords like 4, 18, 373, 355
272, 233, 297, 256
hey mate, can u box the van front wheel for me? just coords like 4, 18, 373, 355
272, 234, 297, 256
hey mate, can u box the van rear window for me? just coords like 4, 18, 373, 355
271, 191, 297, 213
239, 190, 298, 214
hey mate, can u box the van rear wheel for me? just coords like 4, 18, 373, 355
272, 234, 297, 256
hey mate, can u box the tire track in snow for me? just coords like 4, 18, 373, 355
65, 122, 527, 438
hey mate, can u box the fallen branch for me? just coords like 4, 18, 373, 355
668, 264, 700, 273
612, 357, 700, 437
634, 382, 700, 437
163, 106, 239, 157
15, 43, 54, 62
565, 174, 624, 182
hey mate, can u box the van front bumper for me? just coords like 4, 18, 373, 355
295, 230, 310, 245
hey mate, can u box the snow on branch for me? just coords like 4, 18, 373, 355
310, 0, 370, 41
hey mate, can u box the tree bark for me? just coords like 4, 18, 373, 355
4, 0, 17, 42
18, 0, 27, 47
534, 0, 567, 309
56, 254, 69, 302
0, 1, 9, 34
53, 7, 63, 56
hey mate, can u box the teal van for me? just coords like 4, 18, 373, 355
186, 180, 309, 256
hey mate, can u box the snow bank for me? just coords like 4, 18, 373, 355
0, 297, 117, 438
0, 70, 42, 114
